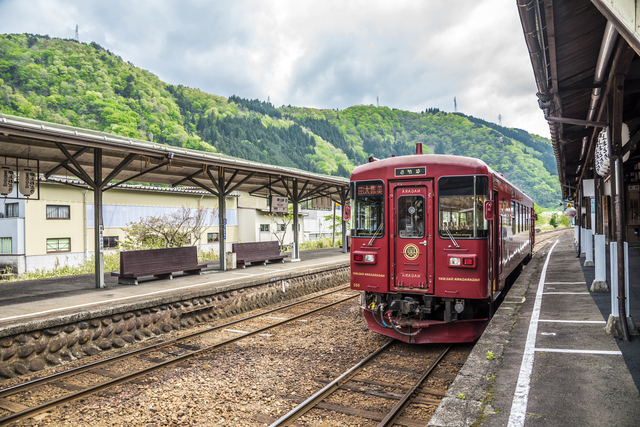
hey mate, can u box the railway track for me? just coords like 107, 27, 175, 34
266, 341, 458, 427
533, 229, 566, 255
0, 285, 357, 426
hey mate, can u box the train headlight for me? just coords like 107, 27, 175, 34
447, 254, 476, 268
353, 252, 376, 263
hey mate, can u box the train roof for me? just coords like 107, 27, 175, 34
351, 153, 533, 203
352, 153, 495, 175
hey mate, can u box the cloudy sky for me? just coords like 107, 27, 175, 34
0, 0, 550, 138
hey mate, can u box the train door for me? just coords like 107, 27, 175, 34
391, 182, 433, 293
491, 190, 500, 296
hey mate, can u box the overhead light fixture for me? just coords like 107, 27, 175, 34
0, 165, 14, 195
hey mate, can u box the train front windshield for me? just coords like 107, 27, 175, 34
352, 180, 384, 238
438, 176, 489, 238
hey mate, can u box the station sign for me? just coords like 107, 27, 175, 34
271, 196, 289, 213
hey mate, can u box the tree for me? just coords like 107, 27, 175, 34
267, 205, 295, 252
549, 213, 559, 229
121, 206, 216, 250
534, 205, 545, 226
324, 209, 343, 246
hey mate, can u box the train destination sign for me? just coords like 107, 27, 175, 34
395, 167, 426, 177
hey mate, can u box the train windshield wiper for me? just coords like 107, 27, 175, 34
443, 225, 460, 248
368, 222, 384, 246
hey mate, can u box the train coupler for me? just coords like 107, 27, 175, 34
390, 297, 419, 316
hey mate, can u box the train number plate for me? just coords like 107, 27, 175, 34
395, 167, 426, 177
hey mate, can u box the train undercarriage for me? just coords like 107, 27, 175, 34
361, 291, 492, 344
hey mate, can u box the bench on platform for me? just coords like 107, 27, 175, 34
110, 246, 212, 285
232, 241, 288, 268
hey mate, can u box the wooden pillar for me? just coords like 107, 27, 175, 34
610, 75, 630, 341
595, 172, 603, 235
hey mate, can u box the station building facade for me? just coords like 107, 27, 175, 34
0, 178, 339, 275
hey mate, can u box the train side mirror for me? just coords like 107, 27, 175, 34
343, 205, 351, 221
484, 200, 494, 221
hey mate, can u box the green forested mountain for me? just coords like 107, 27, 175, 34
0, 34, 561, 207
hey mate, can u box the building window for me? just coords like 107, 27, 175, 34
0, 237, 11, 254
277, 224, 287, 232
46, 205, 70, 219
207, 232, 219, 243
260, 224, 270, 232
103, 236, 119, 249
46, 238, 71, 253
5, 203, 18, 218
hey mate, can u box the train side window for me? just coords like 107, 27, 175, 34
438, 175, 489, 239
511, 201, 516, 235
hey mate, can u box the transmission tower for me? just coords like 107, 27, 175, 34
75, 25, 79, 42
267, 95, 270, 104
454, 97, 457, 112
498, 114, 502, 126
377, 96, 379, 107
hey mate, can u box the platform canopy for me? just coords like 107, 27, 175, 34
518, 0, 640, 341
517, 0, 640, 200
0, 112, 350, 287
0, 113, 348, 202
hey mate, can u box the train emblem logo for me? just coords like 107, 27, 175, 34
403, 244, 419, 260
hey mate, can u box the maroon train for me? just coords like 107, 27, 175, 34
348, 144, 534, 343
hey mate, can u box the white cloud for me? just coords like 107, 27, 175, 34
0, 0, 550, 137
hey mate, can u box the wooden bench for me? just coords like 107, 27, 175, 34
232, 241, 288, 268
111, 246, 212, 285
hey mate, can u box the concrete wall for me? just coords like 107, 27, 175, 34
0, 217, 25, 254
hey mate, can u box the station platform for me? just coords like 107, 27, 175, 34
430, 228, 640, 426
0, 248, 350, 339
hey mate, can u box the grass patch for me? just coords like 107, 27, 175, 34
300, 237, 342, 251
1, 251, 121, 282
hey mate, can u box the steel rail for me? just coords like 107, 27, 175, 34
269, 339, 397, 427
0, 284, 351, 399
378, 345, 452, 427
0, 292, 356, 426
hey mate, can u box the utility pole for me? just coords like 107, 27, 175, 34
454, 97, 457, 112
